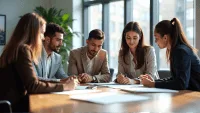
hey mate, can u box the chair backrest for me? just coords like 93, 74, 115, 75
109, 68, 114, 81
0, 100, 12, 113
158, 70, 171, 79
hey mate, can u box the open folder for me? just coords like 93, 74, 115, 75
70, 92, 149, 104
121, 87, 179, 93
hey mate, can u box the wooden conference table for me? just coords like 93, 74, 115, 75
29, 86, 200, 113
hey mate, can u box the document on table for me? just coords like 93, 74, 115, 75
121, 87, 179, 93
86, 82, 118, 86
87, 82, 144, 89
75, 86, 98, 90
51, 89, 101, 95
70, 92, 149, 104
102, 84, 144, 89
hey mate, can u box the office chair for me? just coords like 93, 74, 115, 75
0, 100, 12, 113
158, 70, 171, 79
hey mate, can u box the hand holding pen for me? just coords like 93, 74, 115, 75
116, 73, 130, 84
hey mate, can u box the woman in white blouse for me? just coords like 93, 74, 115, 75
116, 21, 159, 84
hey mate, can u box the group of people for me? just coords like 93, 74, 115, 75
0, 12, 200, 112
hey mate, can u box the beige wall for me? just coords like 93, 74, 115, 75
0, 0, 82, 54
0, 0, 50, 54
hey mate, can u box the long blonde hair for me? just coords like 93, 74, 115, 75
0, 13, 46, 67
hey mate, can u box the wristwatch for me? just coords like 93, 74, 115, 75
92, 76, 97, 83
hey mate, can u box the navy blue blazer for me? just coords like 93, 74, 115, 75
155, 44, 200, 91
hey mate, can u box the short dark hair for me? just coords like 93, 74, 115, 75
88, 29, 104, 40
44, 23, 65, 38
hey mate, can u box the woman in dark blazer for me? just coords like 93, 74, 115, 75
0, 13, 78, 112
116, 22, 159, 84
141, 18, 200, 91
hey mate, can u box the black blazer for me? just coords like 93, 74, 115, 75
155, 44, 200, 91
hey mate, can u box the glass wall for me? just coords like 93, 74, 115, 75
109, 1, 124, 73
132, 0, 150, 45
158, 0, 195, 69
88, 4, 102, 32
83, 0, 195, 73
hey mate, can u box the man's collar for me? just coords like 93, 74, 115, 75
43, 45, 52, 58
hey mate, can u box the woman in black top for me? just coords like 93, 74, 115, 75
141, 18, 200, 91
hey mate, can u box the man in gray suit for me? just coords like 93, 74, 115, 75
68, 29, 110, 83
34, 23, 68, 82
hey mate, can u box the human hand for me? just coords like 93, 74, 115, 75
140, 74, 154, 81
140, 75, 155, 87
116, 74, 130, 84
63, 78, 79, 90
78, 73, 93, 83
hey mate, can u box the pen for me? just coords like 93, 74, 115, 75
133, 77, 141, 81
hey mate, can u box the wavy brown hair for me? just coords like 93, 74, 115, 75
121, 22, 149, 69
154, 18, 198, 68
0, 13, 46, 68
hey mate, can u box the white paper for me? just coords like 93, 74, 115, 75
86, 82, 118, 85
52, 90, 101, 95
75, 86, 88, 90
70, 92, 149, 104
121, 87, 179, 93
102, 84, 144, 89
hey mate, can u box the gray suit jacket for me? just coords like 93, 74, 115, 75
118, 46, 159, 79
34, 47, 67, 81
68, 46, 110, 82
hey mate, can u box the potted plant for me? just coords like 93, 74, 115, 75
34, 6, 82, 71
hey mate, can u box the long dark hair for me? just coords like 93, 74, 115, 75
121, 21, 149, 69
155, 18, 198, 66
0, 13, 46, 68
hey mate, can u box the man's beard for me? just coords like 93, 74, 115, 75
49, 44, 60, 53
88, 50, 98, 57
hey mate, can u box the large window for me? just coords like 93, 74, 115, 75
132, 0, 150, 45
109, 1, 124, 73
157, 0, 195, 69
88, 4, 102, 32
84, 0, 195, 73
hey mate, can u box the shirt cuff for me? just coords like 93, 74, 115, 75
128, 78, 134, 84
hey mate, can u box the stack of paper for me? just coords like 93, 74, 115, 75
70, 92, 149, 104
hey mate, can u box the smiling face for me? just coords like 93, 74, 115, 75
154, 31, 168, 49
125, 31, 140, 49
48, 32, 63, 52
